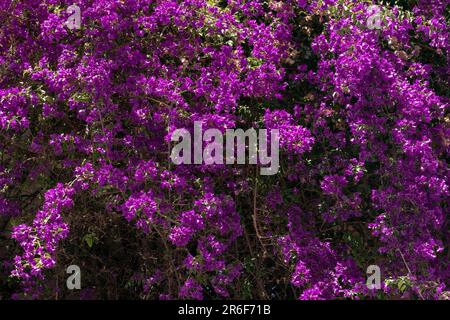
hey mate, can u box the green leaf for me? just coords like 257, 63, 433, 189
83, 233, 97, 248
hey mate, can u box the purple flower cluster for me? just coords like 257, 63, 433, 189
0, 0, 448, 300
11, 184, 74, 281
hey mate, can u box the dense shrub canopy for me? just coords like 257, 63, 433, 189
0, 0, 448, 299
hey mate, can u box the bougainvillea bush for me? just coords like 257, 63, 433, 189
0, 0, 448, 300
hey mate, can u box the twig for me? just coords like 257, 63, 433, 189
397, 248, 425, 300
